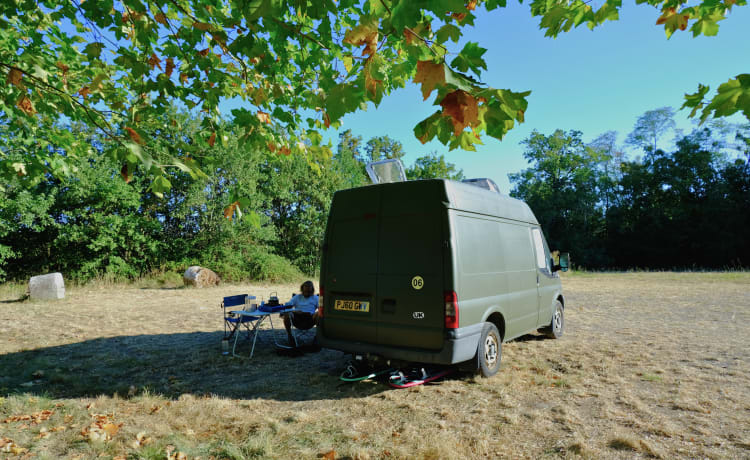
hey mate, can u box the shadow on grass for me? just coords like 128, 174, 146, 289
0, 330, 391, 402
0, 296, 28, 304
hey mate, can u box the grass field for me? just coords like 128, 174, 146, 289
1, 273, 749, 459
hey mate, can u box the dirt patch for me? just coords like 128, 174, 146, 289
1, 273, 748, 459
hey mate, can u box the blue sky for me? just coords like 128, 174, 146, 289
327, 3, 750, 192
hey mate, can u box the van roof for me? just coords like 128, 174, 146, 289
444, 180, 539, 224
333, 179, 538, 225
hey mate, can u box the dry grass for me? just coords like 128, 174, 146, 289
1, 272, 749, 459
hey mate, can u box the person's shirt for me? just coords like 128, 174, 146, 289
284, 293, 319, 315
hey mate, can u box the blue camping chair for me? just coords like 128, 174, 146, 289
221, 294, 257, 341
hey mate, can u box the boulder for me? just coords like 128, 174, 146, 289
183, 266, 221, 288
29, 272, 65, 300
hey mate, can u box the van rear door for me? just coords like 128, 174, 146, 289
322, 181, 447, 351
322, 186, 380, 344
375, 182, 445, 350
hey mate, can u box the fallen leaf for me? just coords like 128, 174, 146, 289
413, 60, 445, 100
102, 423, 120, 437
318, 450, 336, 460
64, 415, 74, 423
149, 405, 161, 414
440, 89, 479, 135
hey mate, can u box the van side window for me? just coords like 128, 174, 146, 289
531, 228, 549, 271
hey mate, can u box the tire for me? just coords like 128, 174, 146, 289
476, 322, 502, 378
542, 300, 564, 339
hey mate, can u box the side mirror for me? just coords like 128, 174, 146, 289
558, 252, 570, 272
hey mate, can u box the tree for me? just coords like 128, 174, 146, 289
509, 129, 608, 266
365, 136, 405, 163
3, 0, 745, 194
406, 151, 465, 181
625, 107, 677, 153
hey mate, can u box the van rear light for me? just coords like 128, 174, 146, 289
444, 291, 459, 329
317, 285, 324, 318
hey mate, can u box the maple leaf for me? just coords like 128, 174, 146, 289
323, 112, 331, 128
165, 58, 175, 77
656, 8, 691, 38
256, 111, 271, 124
194, 22, 212, 31
224, 201, 240, 219
280, 146, 291, 156
267, 142, 276, 152
413, 60, 445, 100
121, 164, 132, 183
78, 86, 90, 100
208, 131, 216, 146
180, 73, 188, 84
197, 48, 210, 57
154, 12, 167, 24
7, 68, 23, 87
125, 127, 143, 144
55, 62, 69, 75
343, 16, 379, 57
16, 96, 36, 116
440, 90, 480, 136
148, 53, 162, 70
467, 1, 478, 11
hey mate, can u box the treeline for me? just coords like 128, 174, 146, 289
510, 109, 750, 269
0, 110, 464, 282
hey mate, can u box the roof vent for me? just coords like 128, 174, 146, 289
366, 159, 407, 184
462, 178, 501, 194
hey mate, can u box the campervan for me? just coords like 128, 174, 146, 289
316, 179, 569, 377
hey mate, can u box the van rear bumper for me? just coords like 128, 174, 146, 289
317, 323, 482, 365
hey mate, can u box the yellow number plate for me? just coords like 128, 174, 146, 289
334, 300, 370, 312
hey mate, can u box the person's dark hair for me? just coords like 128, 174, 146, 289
300, 280, 315, 292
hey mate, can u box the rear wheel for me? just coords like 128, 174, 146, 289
477, 322, 502, 377
542, 300, 564, 339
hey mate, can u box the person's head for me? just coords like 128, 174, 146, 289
300, 280, 315, 298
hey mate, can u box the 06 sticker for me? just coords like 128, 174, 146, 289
411, 276, 424, 290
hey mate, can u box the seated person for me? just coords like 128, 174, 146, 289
281, 280, 319, 347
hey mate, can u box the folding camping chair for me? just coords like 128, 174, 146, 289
221, 294, 257, 341
285, 292, 317, 348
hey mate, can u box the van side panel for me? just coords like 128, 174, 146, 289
452, 212, 539, 341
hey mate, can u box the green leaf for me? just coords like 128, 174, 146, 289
83, 42, 104, 60
435, 24, 461, 43
325, 83, 363, 121
450, 42, 488, 77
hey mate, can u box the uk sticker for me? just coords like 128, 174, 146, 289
413, 311, 425, 319
411, 276, 424, 290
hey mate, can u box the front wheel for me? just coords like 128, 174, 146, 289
542, 300, 564, 339
476, 322, 502, 377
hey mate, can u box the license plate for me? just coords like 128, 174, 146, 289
334, 299, 370, 312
